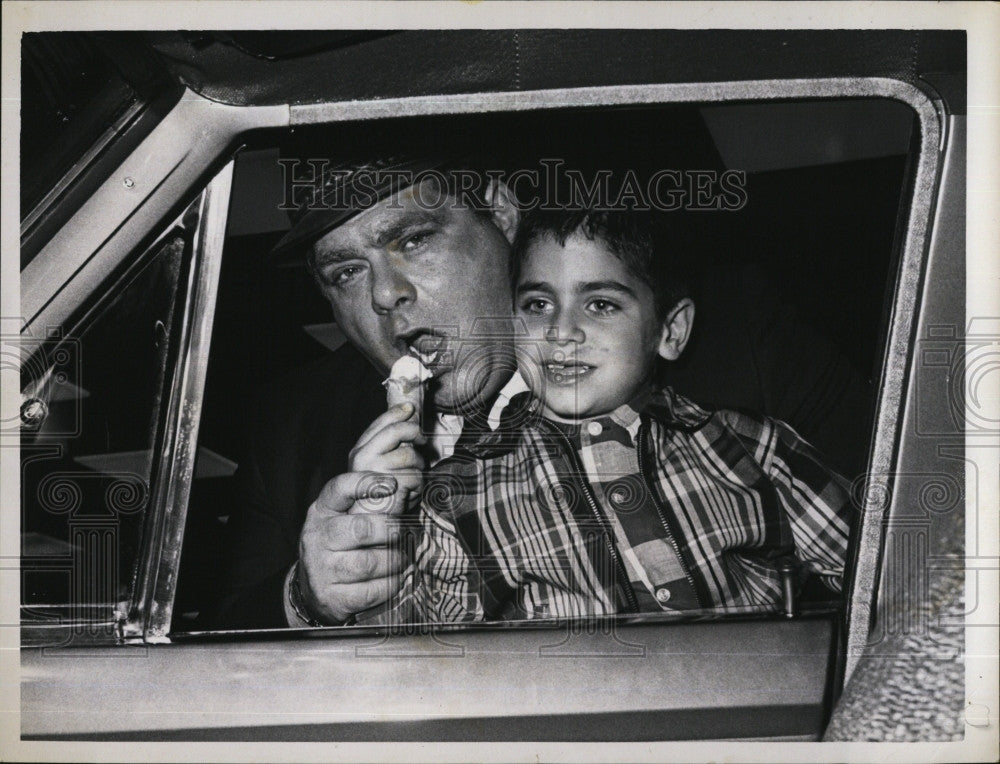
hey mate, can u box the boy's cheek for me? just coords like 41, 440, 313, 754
516, 312, 549, 337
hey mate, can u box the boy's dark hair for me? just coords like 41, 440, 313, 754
511, 208, 691, 320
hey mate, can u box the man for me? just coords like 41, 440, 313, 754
214, 160, 522, 627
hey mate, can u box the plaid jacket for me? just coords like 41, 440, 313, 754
371, 386, 853, 624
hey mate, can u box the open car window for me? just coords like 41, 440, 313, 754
171, 97, 916, 635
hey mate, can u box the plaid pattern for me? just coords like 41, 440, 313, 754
370, 386, 852, 624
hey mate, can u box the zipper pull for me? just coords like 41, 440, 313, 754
776, 555, 799, 618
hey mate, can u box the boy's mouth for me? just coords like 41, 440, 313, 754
544, 360, 595, 383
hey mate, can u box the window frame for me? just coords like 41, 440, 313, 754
124, 161, 235, 642
18, 167, 229, 647
127, 78, 945, 667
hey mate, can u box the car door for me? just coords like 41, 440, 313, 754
16, 29, 964, 743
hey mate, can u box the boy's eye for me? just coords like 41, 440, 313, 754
587, 298, 620, 315
518, 297, 553, 315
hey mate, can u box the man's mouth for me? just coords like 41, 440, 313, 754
399, 331, 450, 370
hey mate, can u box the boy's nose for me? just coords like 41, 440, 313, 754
548, 313, 585, 345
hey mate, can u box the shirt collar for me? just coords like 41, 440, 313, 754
608, 388, 651, 442
447, 381, 712, 458
487, 371, 530, 430
430, 371, 528, 464
534, 384, 712, 441
548, 388, 652, 442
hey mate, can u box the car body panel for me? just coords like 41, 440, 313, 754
21, 616, 834, 740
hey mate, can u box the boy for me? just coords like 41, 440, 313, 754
380, 208, 852, 622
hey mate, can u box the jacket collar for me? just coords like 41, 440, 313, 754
643, 385, 714, 431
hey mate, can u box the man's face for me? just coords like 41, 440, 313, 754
310, 180, 516, 414
515, 233, 665, 422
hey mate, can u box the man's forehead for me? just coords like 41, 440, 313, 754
311, 183, 446, 254
346, 182, 431, 230
269, 155, 450, 263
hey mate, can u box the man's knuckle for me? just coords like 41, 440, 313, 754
354, 455, 377, 473
320, 479, 347, 509
350, 514, 375, 543
364, 577, 389, 605
348, 589, 375, 613
323, 517, 348, 547
398, 470, 422, 487
361, 549, 381, 578
326, 553, 350, 582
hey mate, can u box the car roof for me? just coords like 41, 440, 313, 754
141, 29, 966, 112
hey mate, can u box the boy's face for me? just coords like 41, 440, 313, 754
515, 233, 668, 422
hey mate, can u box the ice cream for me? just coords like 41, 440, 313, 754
383, 354, 433, 411
366, 355, 432, 515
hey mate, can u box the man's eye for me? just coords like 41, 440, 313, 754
587, 298, 620, 315
519, 297, 553, 315
328, 264, 365, 287
400, 230, 433, 252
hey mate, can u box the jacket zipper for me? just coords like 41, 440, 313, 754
636, 419, 704, 608
546, 424, 640, 614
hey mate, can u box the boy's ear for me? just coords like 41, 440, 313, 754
657, 298, 696, 361
485, 178, 520, 244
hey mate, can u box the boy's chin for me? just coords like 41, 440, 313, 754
539, 396, 610, 423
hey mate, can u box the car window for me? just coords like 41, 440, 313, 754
20, 220, 193, 636
171, 97, 915, 634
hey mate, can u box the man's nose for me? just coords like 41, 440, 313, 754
370, 261, 416, 314
548, 310, 585, 345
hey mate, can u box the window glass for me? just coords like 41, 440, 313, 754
21, 230, 190, 628
175, 99, 915, 633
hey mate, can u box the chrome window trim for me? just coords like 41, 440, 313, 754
289, 77, 941, 126
126, 161, 234, 642
20, 99, 148, 236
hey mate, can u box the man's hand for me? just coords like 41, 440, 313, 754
295, 403, 425, 624
347, 401, 425, 511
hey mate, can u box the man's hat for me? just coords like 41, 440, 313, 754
269, 154, 445, 263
